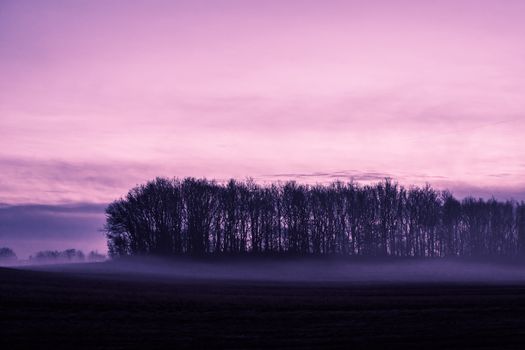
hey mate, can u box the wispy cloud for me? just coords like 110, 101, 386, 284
263, 170, 394, 182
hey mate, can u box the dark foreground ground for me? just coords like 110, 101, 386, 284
3, 262, 525, 349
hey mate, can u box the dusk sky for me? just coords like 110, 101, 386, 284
1, 0, 524, 257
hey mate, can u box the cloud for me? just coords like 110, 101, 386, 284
0, 202, 107, 259
262, 170, 394, 182
436, 183, 525, 202
0, 156, 164, 204
260, 171, 525, 201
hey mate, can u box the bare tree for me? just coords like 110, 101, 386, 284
105, 177, 523, 259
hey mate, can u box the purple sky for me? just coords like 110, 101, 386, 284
1, 0, 524, 257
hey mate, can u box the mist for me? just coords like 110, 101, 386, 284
19, 257, 525, 285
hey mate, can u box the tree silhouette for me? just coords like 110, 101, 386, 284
0, 247, 17, 262
105, 177, 524, 258
30, 249, 85, 262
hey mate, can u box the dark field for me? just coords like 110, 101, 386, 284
3, 260, 525, 349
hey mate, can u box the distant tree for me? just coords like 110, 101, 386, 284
31, 249, 85, 263
87, 250, 106, 262
60, 249, 85, 261
31, 250, 60, 262
0, 247, 17, 262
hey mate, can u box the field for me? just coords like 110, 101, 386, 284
3, 259, 525, 349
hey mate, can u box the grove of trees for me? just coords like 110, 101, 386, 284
0, 247, 17, 262
105, 177, 525, 258
29, 249, 106, 263
30, 249, 86, 263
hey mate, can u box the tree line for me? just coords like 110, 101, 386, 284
0, 247, 17, 262
0, 247, 106, 264
105, 177, 525, 258
29, 249, 106, 263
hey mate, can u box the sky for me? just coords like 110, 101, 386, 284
1, 0, 524, 257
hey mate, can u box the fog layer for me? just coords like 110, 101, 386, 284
21, 258, 525, 285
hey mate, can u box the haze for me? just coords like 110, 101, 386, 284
25, 258, 525, 285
